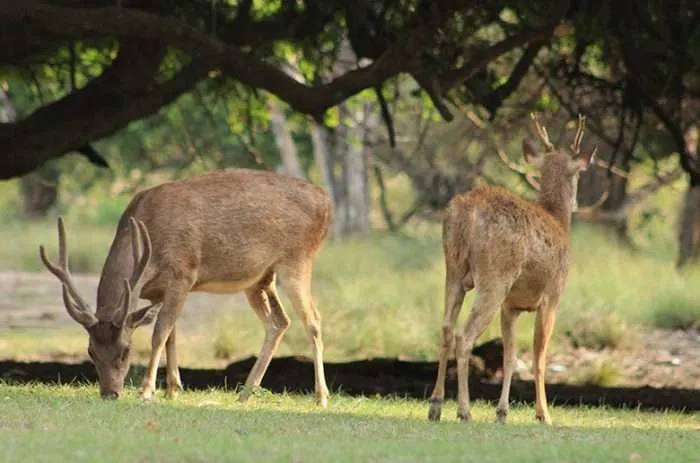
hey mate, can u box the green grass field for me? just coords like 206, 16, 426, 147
1, 384, 698, 463
1, 166, 700, 461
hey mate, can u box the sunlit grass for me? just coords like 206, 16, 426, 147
0, 384, 698, 463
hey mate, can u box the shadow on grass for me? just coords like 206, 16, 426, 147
1, 356, 699, 413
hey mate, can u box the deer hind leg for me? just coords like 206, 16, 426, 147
495, 307, 520, 423
455, 286, 506, 422
279, 261, 329, 407
428, 268, 468, 422
139, 287, 189, 400
239, 272, 291, 403
165, 326, 183, 399
533, 305, 557, 425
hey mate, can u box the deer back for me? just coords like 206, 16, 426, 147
96, 169, 331, 311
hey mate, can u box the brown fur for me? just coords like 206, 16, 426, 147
427, 115, 596, 425
41, 168, 332, 405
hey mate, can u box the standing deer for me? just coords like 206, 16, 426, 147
427, 114, 597, 424
39, 168, 331, 405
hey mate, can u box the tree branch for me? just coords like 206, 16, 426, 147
438, 23, 561, 92
0, 57, 207, 178
0, 3, 434, 118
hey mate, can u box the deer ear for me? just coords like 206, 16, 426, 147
124, 303, 161, 331
522, 139, 544, 169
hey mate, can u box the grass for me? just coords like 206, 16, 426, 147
0, 384, 698, 463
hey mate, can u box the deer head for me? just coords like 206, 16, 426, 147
522, 113, 598, 214
39, 217, 160, 399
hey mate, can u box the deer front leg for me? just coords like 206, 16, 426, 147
165, 326, 183, 399
495, 307, 520, 423
428, 272, 466, 422
140, 289, 187, 400
456, 289, 504, 422
238, 282, 290, 403
533, 306, 557, 425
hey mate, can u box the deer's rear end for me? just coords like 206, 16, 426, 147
427, 114, 597, 424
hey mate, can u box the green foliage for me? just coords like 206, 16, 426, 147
1, 385, 699, 463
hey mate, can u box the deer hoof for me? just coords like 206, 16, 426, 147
237, 389, 252, 403
457, 409, 472, 422
138, 387, 154, 401
316, 395, 329, 408
536, 414, 552, 425
428, 399, 442, 422
165, 384, 183, 400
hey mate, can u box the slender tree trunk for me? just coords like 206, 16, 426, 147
677, 126, 700, 268
268, 98, 305, 179
341, 105, 374, 235
677, 185, 700, 268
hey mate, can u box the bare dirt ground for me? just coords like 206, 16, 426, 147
1, 271, 699, 390
0, 270, 247, 330
516, 329, 700, 390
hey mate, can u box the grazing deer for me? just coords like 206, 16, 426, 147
427, 114, 597, 424
39, 168, 332, 405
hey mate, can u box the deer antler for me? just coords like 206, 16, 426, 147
530, 113, 554, 152
570, 114, 586, 154
574, 188, 609, 215
39, 217, 98, 328
496, 143, 541, 191
116, 217, 154, 324
127, 217, 152, 292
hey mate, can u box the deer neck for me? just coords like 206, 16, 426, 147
536, 176, 574, 234
95, 233, 134, 319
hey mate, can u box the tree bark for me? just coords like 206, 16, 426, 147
340, 104, 375, 235
677, 126, 700, 268
309, 121, 336, 204
268, 98, 305, 179
20, 162, 60, 219
677, 185, 700, 268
